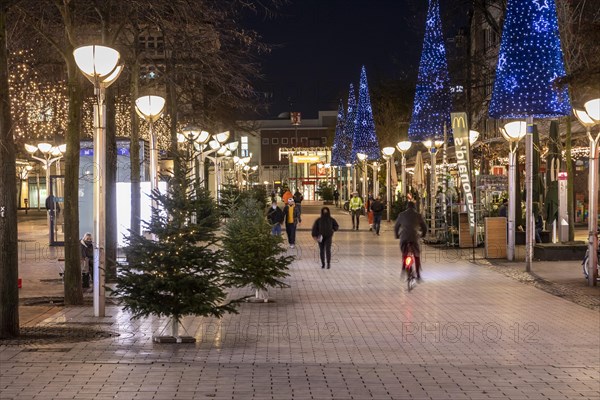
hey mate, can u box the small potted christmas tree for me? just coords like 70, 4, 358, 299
111, 164, 240, 343
222, 198, 293, 302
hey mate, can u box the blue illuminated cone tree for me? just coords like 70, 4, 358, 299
331, 99, 349, 167
345, 84, 357, 161
489, 0, 571, 118
489, 0, 571, 271
408, 0, 451, 142
351, 66, 380, 161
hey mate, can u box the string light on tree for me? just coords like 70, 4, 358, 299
331, 99, 349, 166
488, 0, 570, 118
345, 84, 357, 159
351, 66, 380, 161
408, 0, 451, 142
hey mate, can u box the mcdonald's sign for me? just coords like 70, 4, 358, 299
451, 112, 475, 237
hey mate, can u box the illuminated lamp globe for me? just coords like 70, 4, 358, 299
584, 99, 600, 122
382, 147, 395, 157
356, 153, 367, 162
422, 140, 433, 149
469, 130, 480, 145
573, 109, 595, 128
396, 141, 412, 152
73, 45, 120, 82
208, 140, 220, 150
135, 95, 165, 123
226, 141, 239, 151
37, 143, 53, 154
502, 121, 527, 142
181, 125, 201, 141
251, 165, 258, 171
214, 131, 230, 144
24, 144, 38, 154
58, 144, 67, 153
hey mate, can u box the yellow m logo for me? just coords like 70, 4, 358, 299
452, 116, 466, 129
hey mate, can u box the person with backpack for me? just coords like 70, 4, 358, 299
282, 198, 301, 248
370, 196, 385, 236
311, 207, 339, 269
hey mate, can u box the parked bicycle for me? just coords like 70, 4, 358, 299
582, 229, 599, 281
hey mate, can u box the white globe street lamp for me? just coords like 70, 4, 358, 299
135, 95, 165, 215
382, 147, 396, 221
423, 140, 443, 239
74, 44, 122, 317
396, 141, 412, 197
574, 99, 600, 286
500, 121, 526, 261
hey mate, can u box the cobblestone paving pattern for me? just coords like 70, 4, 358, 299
1, 209, 599, 399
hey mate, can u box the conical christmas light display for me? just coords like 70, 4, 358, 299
489, 0, 571, 118
331, 99, 350, 166
345, 83, 357, 162
351, 66, 380, 161
408, 0, 451, 142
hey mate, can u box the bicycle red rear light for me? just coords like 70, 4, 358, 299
404, 256, 413, 266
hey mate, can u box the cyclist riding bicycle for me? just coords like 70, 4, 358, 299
394, 201, 427, 280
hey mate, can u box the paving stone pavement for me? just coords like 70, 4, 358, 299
2, 205, 599, 399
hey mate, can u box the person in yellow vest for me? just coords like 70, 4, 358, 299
349, 192, 364, 230
282, 198, 301, 248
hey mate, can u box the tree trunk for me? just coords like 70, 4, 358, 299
0, 5, 20, 338
566, 118, 575, 241
63, 54, 83, 305
105, 85, 117, 281
130, 57, 141, 236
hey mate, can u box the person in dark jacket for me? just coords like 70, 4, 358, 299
370, 197, 385, 235
498, 198, 508, 218
267, 201, 285, 236
282, 198, 301, 248
80, 233, 93, 288
394, 202, 427, 279
333, 189, 340, 207
311, 207, 339, 269
293, 189, 304, 216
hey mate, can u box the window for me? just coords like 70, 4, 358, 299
272, 138, 279, 145
241, 136, 249, 157
291, 137, 297, 146
281, 138, 288, 145
309, 138, 320, 146
321, 137, 327, 145
301, 137, 308, 144
262, 138, 269, 145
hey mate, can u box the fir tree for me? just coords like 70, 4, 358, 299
331, 98, 348, 167
408, 0, 451, 142
489, 0, 571, 118
111, 153, 239, 338
222, 198, 293, 302
351, 66, 380, 161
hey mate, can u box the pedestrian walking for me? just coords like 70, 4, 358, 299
349, 192, 363, 230
311, 207, 339, 269
80, 233, 93, 288
370, 197, 385, 235
498, 198, 508, 218
333, 189, 340, 208
282, 198, 301, 248
267, 200, 284, 236
293, 189, 304, 216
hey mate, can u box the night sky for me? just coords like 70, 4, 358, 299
248, 0, 466, 118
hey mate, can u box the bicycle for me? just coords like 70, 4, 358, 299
582, 230, 599, 281
402, 242, 418, 291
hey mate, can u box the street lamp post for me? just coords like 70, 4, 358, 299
423, 140, 443, 240
574, 99, 600, 286
500, 121, 526, 262
396, 141, 412, 197
382, 147, 395, 221
24, 142, 66, 239
135, 95, 166, 214
357, 153, 368, 203
74, 45, 123, 317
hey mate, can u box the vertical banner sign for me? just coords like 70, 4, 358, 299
451, 112, 475, 236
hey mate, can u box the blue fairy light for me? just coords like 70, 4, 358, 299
351, 66, 380, 161
489, 0, 571, 118
408, 0, 452, 142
